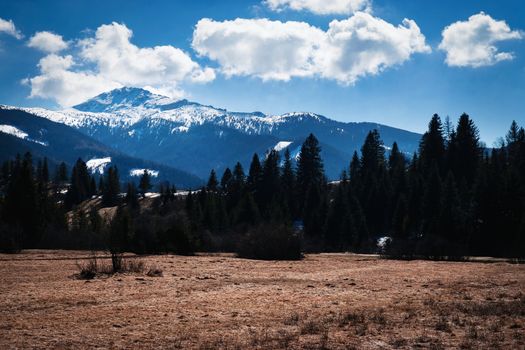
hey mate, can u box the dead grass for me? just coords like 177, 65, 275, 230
0, 251, 523, 349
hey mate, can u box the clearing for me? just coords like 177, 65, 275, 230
0, 251, 523, 349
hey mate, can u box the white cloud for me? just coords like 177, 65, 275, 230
264, 0, 370, 15
28, 31, 68, 53
25, 22, 215, 107
23, 54, 121, 107
439, 12, 523, 68
192, 18, 325, 81
79, 22, 215, 86
0, 17, 23, 39
318, 13, 431, 84
192, 12, 430, 85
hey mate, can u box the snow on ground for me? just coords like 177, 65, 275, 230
0, 124, 29, 139
0, 124, 48, 146
274, 141, 292, 152
86, 157, 111, 174
129, 168, 159, 177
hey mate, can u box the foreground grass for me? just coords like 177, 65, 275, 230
0, 251, 523, 349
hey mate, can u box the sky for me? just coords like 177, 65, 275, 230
0, 0, 524, 144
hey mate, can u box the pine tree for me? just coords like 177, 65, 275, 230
65, 158, 92, 208
296, 134, 325, 213
247, 153, 262, 193
207, 169, 218, 192
138, 170, 152, 198
360, 129, 385, 177
228, 162, 246, 212
439, 172, 463, 255
58, 162, 68, 183
325, 185, 352, 250
125, 182, 139, 209
419, 114, 446, 175
421, 163, 442, 239
448, 113, 481, 184
281, 148, 296, 218
102, 166, 120, 207
220, 168, 233, 193
259, 150, 281, 216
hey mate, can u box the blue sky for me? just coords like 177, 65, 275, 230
0, 0, 524, 144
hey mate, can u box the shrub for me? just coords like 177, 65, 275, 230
76, 257, 98, 279
0, 223, 22, 253
237, 223, 303, 260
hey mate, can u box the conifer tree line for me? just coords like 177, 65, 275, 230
186, 114, 524, 258
0, 113, 524, 259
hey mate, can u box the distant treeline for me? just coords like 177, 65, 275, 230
0, 113, 524, 259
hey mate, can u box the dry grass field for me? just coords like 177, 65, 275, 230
0, 251, 523, 349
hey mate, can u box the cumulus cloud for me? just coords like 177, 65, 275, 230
439, 12, 523, 68
192, 18, 325, 81
0, 17, 23, 39
264, 0, 370, 15
192, 12, 430, 85
28, 31, 68, 53
25, 22, 215, 107
318, 13, 431, 84
23, 54, 121, 107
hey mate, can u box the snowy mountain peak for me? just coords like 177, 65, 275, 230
73, 87, 179, 113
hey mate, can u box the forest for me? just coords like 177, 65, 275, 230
0, 113, 524, 260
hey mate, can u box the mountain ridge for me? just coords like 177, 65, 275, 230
1, 87, 422, 179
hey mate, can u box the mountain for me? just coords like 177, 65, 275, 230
0, 107, 203, 188
7, 87, 422, 179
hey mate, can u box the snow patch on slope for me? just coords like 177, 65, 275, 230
0, 124, 28, 139
0, 124, 48, 146
86, 157, 111, 174
130, 168, 159, 177
274, 141, 292, 152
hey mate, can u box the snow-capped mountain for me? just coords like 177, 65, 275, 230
3, 87, 422, 179
0, 108, 203, 188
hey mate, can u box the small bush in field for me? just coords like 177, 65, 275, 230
75, 255, 151, 279
146, 265, 163, 277
237, 223, 303, 260
76, 258, 98, 279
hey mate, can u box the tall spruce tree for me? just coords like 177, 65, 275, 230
102, 166, 120, 207
419, 114, 446, 175
296, 133, 325, 212
207, 169, 218, 192
138, 170, 152, 198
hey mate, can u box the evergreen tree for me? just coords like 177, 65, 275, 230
220, 168, 233, 193
296, 134, 325, 212
259, 150, 281, 215
419, 114, 446, 174
138, 170, 152, 198
102, 166, 120, 207
325, 185, 352, 250
448, 113, 481, 184
247, 153, 262, 193
65, 158, 91, 207
125, 182, 139, 209
360, 129, 385, 177
207, 169, 218, 192
281, 148, 296, 218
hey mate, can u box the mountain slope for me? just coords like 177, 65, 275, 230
0, 108, 203, 188
6, 87, 422, 179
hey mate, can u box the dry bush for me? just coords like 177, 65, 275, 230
300, 319, 325, 335
76, 256, 152, 279
146, 265, 163, 277
76, 258, 98, 280
123, 258, 145, 273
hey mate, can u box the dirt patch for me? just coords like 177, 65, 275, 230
0, 251, 523, 349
